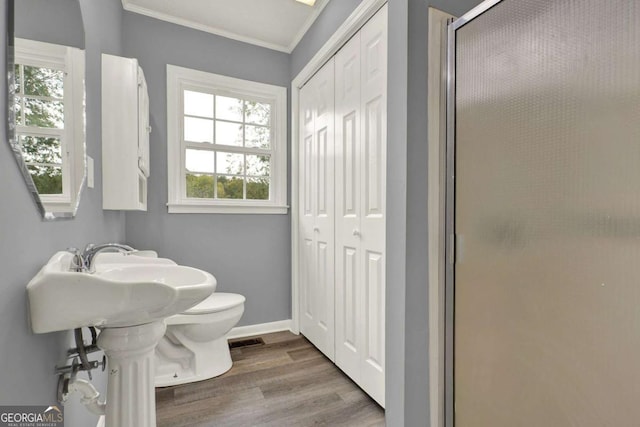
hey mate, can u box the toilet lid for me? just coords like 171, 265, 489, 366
183, 292, 245, 315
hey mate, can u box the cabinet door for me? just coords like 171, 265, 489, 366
334, 32, 363, 379
299, 58, 336, 360
358, 4, 387, 406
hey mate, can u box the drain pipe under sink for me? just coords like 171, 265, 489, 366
66, 378, 106, 416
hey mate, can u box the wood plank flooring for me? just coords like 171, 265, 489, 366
156, 331, 385, 427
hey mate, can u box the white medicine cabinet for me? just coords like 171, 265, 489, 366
101, 53, 151, 210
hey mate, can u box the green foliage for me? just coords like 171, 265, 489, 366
21, 136, 62, 164
29, 166, 62, 194
17, 65, 64, 129
186, 174, 269, 200
244, 100, 270, 126
186, 174, 214, 198
217, 176, 243, 199
15, 64, 66, 196
247, 178, 269, 200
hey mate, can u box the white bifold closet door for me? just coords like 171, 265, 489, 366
298, 4, 387, 406
299, 58, 336, 361
334, 5, 387, 407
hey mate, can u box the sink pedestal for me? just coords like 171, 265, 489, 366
98, 321, 166, 427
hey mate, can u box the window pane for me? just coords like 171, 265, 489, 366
245, 101, 270, 125
216, 95, 243, 122
20, 135, 62, 164
246, 154, 270, 176
245, 124, 270, 149
28, 165, 62, 194
216, 152, 244, 175
14, 97, 23, 125
24, 97, 64, 128
247, 177, 270, 200
23, 65, 63, 99
215, 120, 243, 147
185, 149, 214, 173
216, 175, 244, 199
186, 173, 214, 198
14, 64, 21, 94
184, 117, 213, 143
184, 90, 213, 118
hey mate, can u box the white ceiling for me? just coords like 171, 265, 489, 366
121, 0, 330, 53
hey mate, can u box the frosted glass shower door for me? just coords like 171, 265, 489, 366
449, 0, 640, 425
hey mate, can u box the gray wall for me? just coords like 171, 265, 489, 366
291, 0, 482, 425
122, 12, 292, 327
400, 2, 482, 425
290, 0, 364, 77
14, 0, 84, 49
386, 0, 409, 424
0, 1, 124, 426
390, 0, 483, 425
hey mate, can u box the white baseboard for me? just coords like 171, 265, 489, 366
227, 319, 293, 339
96, 415, 105, 427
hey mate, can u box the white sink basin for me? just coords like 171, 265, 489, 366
93, 251, 177, 267
27, 251, 216, 333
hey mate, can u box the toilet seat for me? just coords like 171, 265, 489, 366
182, 293, 245, 315
166, 292, 245, 326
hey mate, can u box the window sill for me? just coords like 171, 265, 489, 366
167, 202, 289, 215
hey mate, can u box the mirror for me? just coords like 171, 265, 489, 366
7, 0, 86, 220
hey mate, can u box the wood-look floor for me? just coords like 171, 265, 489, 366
156, 331, 385, 427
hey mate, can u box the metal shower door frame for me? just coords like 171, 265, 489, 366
444, 1, 504, 426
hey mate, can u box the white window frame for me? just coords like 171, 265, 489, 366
167, 64, 288, 214
14, 38, 85, 214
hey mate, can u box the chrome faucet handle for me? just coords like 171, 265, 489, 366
66, 247, 87, 272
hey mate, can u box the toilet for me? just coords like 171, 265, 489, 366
155, 292, 245, 387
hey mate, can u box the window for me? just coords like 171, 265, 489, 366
167, 65, 287, 214
13, 38, 85, 213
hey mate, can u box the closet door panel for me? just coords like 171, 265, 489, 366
358, 4, 387, 407
364, 97, 384, 216
299, 83, 318, 342
299, 58, 336, 361
302, 238, 315, 321
364, 249, 385, 397
335, 33, 362, 377
316, 58, 336, 360
343, 246, 358, 347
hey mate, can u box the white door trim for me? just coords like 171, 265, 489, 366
427, 7, 455, 427
291, 0, 387, 335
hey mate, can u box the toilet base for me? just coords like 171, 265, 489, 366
155, 335, 232, 387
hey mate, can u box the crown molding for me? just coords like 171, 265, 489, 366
121, 0, 331, 54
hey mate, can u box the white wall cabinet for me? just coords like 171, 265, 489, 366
298, 4, 387, 407
102, 53, 150, 210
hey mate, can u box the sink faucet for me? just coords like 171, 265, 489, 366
68, 243, 135, 273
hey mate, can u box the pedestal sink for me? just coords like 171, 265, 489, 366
27, 251, 216, 427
